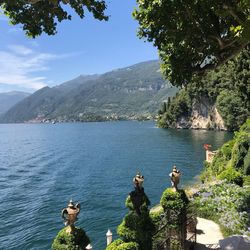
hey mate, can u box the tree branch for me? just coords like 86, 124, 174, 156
223, 4, 244, 24
193, 41, 249, 75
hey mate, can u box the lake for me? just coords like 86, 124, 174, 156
0, 121, 232, 249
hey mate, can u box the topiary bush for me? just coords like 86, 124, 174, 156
149, 207, 164, 228
117, 209, 154, 249
160, 188, 188, 211
52, 227, 90, 250
107, 187, 154, 250
106, 239, 139, 250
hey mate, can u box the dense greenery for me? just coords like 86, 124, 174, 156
201, 119, 250, 184
52, 227, 90, 250
158, 48, 250, 131
0, 0, 108, 37
106, 239, 139, 250
160, 188, 188, 212
0, 61, 178, 123
191, 119, 250, 236
134, 0, 250, 86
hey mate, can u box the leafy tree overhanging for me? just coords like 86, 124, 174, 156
133, 0, 250, 86
0, 0, 108, 37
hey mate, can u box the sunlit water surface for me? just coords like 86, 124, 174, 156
0, 121, 232, 249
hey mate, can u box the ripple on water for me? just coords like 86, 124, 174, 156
0, 122, 232, 250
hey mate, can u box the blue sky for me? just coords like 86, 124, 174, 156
0, 1, 158, 93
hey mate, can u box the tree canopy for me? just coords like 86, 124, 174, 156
0, 0, 108, 37
133, 0, 250, 86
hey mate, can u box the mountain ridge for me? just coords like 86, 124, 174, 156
0, 60, 178, 123
0, 91, 30, 115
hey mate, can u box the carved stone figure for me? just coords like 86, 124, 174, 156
169, 165, 181, 191
61, 200, 81, 233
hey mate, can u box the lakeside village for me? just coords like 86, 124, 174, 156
25, 114, 156, 124
52, 120, 250, 250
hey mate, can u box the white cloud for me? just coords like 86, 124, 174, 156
7, 27, 22, 34
8, 45, 33, 55
0, 44, 78, 91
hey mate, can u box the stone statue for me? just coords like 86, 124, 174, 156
169, 165, 181, 191
61, 199, 81, 233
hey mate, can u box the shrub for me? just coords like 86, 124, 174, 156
218, 167, 243, 186
52, 227, 90, 250
160, 188, 188, 211
117, 210, 154, 250
221, 140, 235, 160
243, 175, 250, 186
191, 182, 250, 236
231, 138, 249, 170
112, 188, 154, 250
243, 149, 250, 175
150, 207, 164, 227
106, 239, 139, 250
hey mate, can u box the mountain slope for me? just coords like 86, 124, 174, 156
0, 91, 30, 115
1, 60, 178, 123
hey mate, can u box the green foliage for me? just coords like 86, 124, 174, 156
117, 210, 154, 250
52, 227, 90, 250
106, 239, 139, 250
201, 119, 250, 183
0, 0, 108, 37
220, 140, 235, 160
149, 207, 164, 227
200, 161, 214, 183
244, 149, 250, 175
218, 167, 243, 186
160, 188, 188, 211
125, 193, 150, 212
158, 90, 191, 128
231, 130, 250, 173
210, 151, 228, 174
157, 48, 250, 131
191, 182, 250, 236
243, 175, 250, 186
216, 90, 249, 131
134, 0, 250, 86
109, 188, 154, 250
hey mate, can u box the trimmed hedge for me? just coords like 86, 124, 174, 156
52, 227, 90, 250
160, 188, 188, 211
106, 239, 139, 250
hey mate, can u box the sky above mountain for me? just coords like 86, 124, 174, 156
0, 1, 158, 93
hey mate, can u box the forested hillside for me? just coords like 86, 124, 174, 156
0, 61, 178, 123
158, 48, 250, 131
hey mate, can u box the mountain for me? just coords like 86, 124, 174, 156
0, 60, 178, 123
0, 91, 30, 115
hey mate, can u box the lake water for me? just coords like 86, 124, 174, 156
0, 121, 232, 250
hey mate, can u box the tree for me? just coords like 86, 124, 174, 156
0, 0, 108, 37
133, 0, 250, 86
